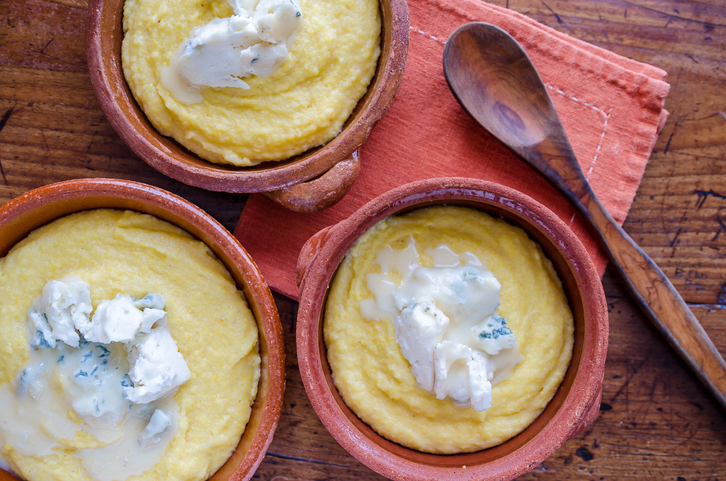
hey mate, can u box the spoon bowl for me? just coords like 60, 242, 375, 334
443, 22, 726, 410
445, 27, 550, 148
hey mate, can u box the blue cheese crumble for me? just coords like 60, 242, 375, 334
124, 326, 192, 404
27, 276, 93, 349
86, 293, 166, 344
360, 239, 525, 412
138, 409, 173, 448
160, 0, 303, 104
0, 278, 191, 479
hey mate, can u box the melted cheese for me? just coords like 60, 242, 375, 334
161, 0, 302, 104
1, 278, 191, 481
0, 342, 180, 481
360, 238, 524, 411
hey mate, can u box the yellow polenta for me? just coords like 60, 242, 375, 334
121, 0, 381, 166
0, 210, 260, 480
324, 206, 574, 454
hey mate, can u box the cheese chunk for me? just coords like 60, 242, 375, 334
27, 277, 93, 349
161, 0, 302, 104
139, 409, 173, 447
124, 326, 192, 404
405, 267, 501, 326
395, 298, 449, 391
474, 314, 517, 356
433, 341, 492, 412
86, 294, 165, 344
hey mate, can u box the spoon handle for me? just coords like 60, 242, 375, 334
576, 184, 726, 409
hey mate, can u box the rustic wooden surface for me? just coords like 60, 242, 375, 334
1, 0, 725, 479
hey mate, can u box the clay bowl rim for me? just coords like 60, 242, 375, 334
296, 177, 608, 481
0, 178, 285, 481
85, 0, 409, 194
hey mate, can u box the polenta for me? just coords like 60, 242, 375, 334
324, 206, 574, 454
121, 0, 381, 166
0, 210, 260, 480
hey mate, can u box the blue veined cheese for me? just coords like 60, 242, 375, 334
13, 341, 130, 426
124, 325, 192, 404
138, 409, 173, 447
402, 266, 501, 326
0, 279, 191, 480
66, 343, 129, 421
29, 280, 192, 405
475, 315, 517, 356
360, 239, 524, 412
160, 0, 302, 104
27, 276, 93, 349
394, 299, 448, 392
0, 340, 180, 481
86, 294, 166, 344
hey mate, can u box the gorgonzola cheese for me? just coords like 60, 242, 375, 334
0, 280, 191, 480
160, 0, 303, 104
360, 238, 524, 412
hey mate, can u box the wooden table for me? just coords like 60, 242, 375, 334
2, 0, 725, 479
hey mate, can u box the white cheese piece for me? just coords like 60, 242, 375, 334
242, 42, 289, 77
133, 293, 165, 310
474, 314, 517, 356
228, 0, 258, 16
161, 0, 302, 104
123, 325, 191, 404
85, 294, 166, 344
405, 266, 501, 329
360, 238, 524, 412
433, 341, 492, 412
394, 298, 449, 391
254, 0, 302, 43
175, 17, 258, 90
138, 409, 172, 447
27, 276, 93, 349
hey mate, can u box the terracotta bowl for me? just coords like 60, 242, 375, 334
296, 177, 608, 480
0, 178, 285, 481
86, 0, 409, 213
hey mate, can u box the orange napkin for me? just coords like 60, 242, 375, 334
234, 0, 670, 300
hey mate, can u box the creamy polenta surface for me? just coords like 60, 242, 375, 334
0, 210, 260, 480
324, 206, 574, 454
121, 0, 381, 166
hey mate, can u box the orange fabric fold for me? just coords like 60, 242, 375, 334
234, 0, 670, 300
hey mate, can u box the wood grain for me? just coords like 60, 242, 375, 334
1, 0, 725, 479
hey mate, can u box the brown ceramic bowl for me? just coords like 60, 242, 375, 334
0, 178, 284, 481
296, 177, 608, 480
86, 0, 409, 213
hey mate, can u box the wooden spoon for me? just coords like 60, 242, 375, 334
443, 22, 726, 410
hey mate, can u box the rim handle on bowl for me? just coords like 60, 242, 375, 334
568, 384, 602, 439
263, 151, 360, 213
296, 225, 335, 293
